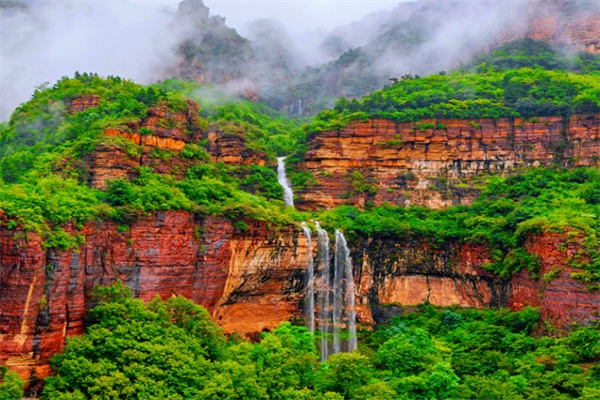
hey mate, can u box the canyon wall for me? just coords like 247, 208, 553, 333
0, 211, 308, 394
4, 210, 597, 393
348, 233, 599, 333
2, 96, 599, 393
297, 114, 600, 210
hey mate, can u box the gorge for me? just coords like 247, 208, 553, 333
1, 102, 599, 390
0, 23, 599, 395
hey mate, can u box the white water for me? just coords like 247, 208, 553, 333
333, 230, 357, 353
338, 230, 357, 352
301, 222, 315, 334
276, 156, 294, 207
275, 156, 356, 357
315, 221, 331, 361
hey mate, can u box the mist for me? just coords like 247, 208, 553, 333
0, 1, 184, 120
0, 0, 400, 121
1, 0, 598, 121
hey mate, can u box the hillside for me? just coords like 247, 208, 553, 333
0, 40, 599, 397
286, 0, 600, 114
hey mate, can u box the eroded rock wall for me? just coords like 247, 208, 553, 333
0, 211, 308, 394
297, 114, 600, 210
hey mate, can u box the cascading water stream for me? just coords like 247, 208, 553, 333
276, 157, 294, 207
275, 156, 356, 357
337, 230, 357, 352
315, 221, 331, 361
332, 231, 343, 354
301, 222, 314, 334
333, 230, 357, 353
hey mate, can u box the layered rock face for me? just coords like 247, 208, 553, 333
0, 211, 308, 394
206, 124, 266, 166
78, 97, 267, 190
297, 114, 600, 210
3, 96, 600, 394
346, 233, 599, 332
5, 207, 596, 393
83, 99, 205, 190
352, 239, 508, 325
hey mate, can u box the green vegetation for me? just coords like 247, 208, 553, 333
317, 168, 600, 284
306, 38, 600, 133
463, 37, 600, 74
155, 79, 308, 158
1, 72, 599, 286
0, 72, 192, 180
0, 367, 24, 400
0, 38, 599, 400
0, 74, 304, 247
307, 67, 600, 132
44, 283, 600, 399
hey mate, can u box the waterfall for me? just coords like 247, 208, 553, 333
315, 221, 331, 361
274, 157, 356, 356
337, 230, 357, 352
333, 230, 357, 353
277, 156, 294, 207
301, 222, 314, 334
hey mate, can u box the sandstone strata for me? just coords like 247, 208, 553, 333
528, 9, 600, 54
297, 114, 600, 210
206, 124, 266, 166
511, 232, 600, 331
82, 99, 267, 190
0, 212, 308, 394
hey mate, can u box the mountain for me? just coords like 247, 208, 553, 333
0, 47, 599, 395
0, 1, 599, 397
283, 0, 600, 114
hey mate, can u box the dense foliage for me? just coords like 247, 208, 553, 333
0, 74, 304, 247
304, 38, 600, 134
1, 73, 599, 286
316, 168, 600, 285
463, 37, 600, 74
307, 67, 600, 132
155, 79, 308, 157
0, 367, 24, 400
44, 283, 600, 399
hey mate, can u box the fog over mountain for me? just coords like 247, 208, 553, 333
1, 0, 598, 120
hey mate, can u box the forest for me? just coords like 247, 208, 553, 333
37, 283, 600, 399
307, 39, 600, 133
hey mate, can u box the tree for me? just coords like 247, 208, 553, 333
0, 367, 24, 400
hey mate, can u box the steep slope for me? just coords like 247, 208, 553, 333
297, 114, 600, 210
1, 63, 600, 393
166, 0, 253, 86
296, 67, 600, 209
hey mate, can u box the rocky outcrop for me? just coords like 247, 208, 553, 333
206, 124, 266, 166
85, 101, 268, 190
0, 212, 308, 394
68, 95, 100, 113
511, 232, 600, 331
297, 114, 600, 210
84, 100, 206, 189
352, 239, 508, 326
2, 211, 599, 393
528, 7, 600, 54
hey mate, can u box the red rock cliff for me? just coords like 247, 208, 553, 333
0, 212, 308, 394
297, 114, 600, 210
